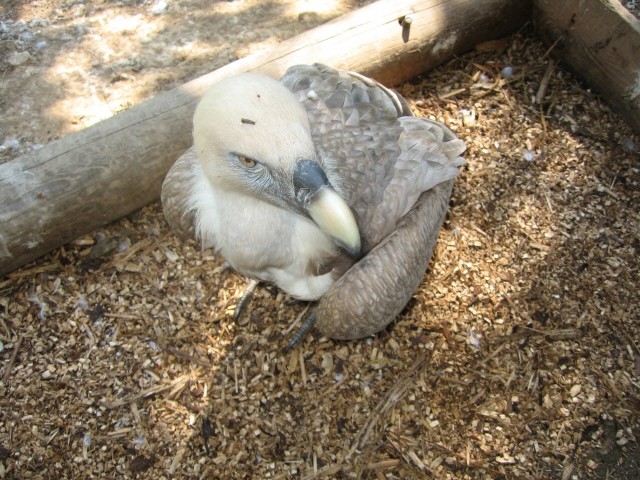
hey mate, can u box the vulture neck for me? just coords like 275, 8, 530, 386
191, 174, 342, 300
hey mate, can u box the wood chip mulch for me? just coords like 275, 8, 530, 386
1, 31, 639, 479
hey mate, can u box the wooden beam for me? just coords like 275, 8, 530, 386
533, 0, 640, 134
0, 0, 532, 276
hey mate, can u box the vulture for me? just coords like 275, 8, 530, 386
161, 64, 465, 349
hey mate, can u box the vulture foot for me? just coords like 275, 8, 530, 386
265, 284, 279, 298
286, 298, 306, 307
233, 278, 260, 322
284, 310, 318, 353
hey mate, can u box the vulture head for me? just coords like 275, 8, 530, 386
191, 73, 361, 257
162, 64, 466, 347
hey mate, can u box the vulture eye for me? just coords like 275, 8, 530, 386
238, 155, 258, 168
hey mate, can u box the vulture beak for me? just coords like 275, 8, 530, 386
293, 159, 361, 257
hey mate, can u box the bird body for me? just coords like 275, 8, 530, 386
162, 64, 465, 341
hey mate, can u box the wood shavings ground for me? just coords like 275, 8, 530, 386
1, 24, 639, 480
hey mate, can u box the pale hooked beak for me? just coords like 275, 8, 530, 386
293, 159, 361, 257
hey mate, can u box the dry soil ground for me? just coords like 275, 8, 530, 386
1, 1, 639, 480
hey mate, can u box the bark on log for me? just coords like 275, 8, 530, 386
0, 0, 532, 276
534, 0, 640, 134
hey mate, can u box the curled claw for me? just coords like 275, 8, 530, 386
284, 310, 317, 353
233, 278, 259, 322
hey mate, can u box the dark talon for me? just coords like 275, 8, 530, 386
284, 310, 317, 353
286, 298, 306, 306
234, 278, 259, 322
265, 284, 279, 298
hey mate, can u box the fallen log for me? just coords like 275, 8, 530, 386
533, 0, 640, 134
0, 0, 532, 276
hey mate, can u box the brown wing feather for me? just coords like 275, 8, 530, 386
316, 180, 454, 340
161, 147, 199, 240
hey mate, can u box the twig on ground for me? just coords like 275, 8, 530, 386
348, 342, 440, 458
2, 335, 24, 384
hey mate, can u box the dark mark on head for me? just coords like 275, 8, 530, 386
241, 118, 256, 125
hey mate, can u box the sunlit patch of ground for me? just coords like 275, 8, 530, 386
0, 0, 369, 162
